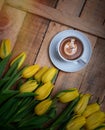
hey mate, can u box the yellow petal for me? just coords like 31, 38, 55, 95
10, 52, 26, 69
85, 111, 105, 130
41, 67, 58, 83
34, 98, 52, 115
83, 103, 100, 117
20, 80, 38, 93
34, 66, 49, 82
22, 64, 40, 78
58, 88, 79, 103
0, 39, 11, 59
35, 81, 54, 100
66, 116, 86, 130
74, 94, 91, 115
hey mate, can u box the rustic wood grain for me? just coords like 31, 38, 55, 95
0, 0, 4, 10
55, 0, 105, 109
81, 0, 105, 24
55, 0, 105, 108
80, 0, 105, 107
6, 0, 105, 38
57, 0, 85, 17
101, 97, 105, 111
35, 22, 69, 66
52, 0, 97, 94
11, 0, 58, 65
1, 0, 104, 112
53, 33, 97, 93
0, 4, 26, 49
12, 14, 50, 65
35, 0, 58, 7
80, 38, 105, 104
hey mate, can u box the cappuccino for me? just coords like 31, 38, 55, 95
59, 37, 83, 60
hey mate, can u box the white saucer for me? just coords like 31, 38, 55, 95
49, 30, 92, 72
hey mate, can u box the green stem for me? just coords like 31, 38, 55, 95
0, 90, 19, 106
2, 68, 23, 91
0, 54, 11, 78
49, 97, 80, 130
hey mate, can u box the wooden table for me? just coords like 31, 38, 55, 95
0, 0, 105, 111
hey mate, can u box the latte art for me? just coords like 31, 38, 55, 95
59, 37, 83, 60
64, 39, 77, 56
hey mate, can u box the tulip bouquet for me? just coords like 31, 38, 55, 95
0, 39, 105, 130
48, 90, 105, 130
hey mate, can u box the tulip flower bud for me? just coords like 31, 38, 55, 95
85, 111, 105, 130
66, 116, 86, 130
41, 67, 58, 83
34, 66, 49, 82
22, 64, 40, 78
0, 39, 11, 59
19, 80, 38, 93
57, 88, 79, 103
34, 81, 54, 100
34, 98, 52, 116
10, 52, 26, 69
74, 94, 91, 115
83, 103, 100, 118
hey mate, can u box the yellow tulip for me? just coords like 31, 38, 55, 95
83, 103, 100, 118
85, 111, 105, 130
34, 81, 54, 100
41, 67, 58, 83
57, 88, 79, 103
22, 64, 40, 78
34, 66, 48, 82
0, 39, 11, 59
19, 80, 38, 93
10, 52, 26, 69
66, 116, 86, 130
74, 94, 91, 115
34, 98, 52, 116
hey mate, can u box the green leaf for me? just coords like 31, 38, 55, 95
16, 92, 37, 97
0, 54, 11, 78
51, 70, 58, 83
12, 99, 38, 122
4, 59, 19, 78
0, 98, 17, 119
0, 77, 10, 89
0, 124, 16, 130
48, 107, 56, 119
0, 90, 19, 105
49, 96, 80, 130
17, 97, 33, 109
19, 115, 50, 128
1, 98, 19, 124
2, 68, 23, 90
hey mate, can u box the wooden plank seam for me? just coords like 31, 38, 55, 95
6, 0, 105, 39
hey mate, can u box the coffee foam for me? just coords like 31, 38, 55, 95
64, 38, 78, 56
59, 37, 83, 60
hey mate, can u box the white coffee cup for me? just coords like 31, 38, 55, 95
56, 37, 87, 64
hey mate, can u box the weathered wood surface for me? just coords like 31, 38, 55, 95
0, 4, 26, 49
0, 0, 4, 10
6, 0, 105, 38
0, 0, 105, 112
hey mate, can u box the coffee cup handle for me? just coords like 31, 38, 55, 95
77, 58, 87, 65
